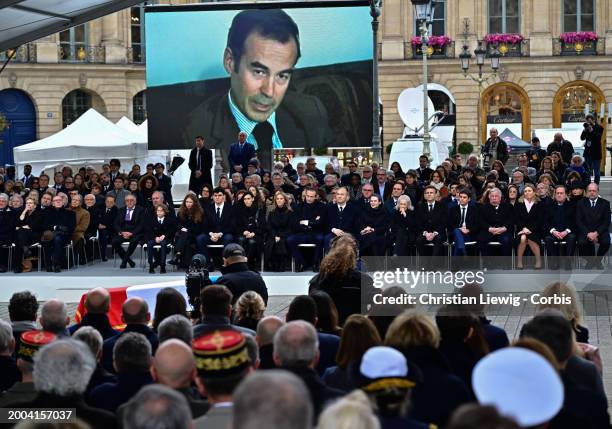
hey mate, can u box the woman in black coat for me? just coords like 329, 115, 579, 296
170, 194, 203, 269
233, 192, 266, 271
357, 194, 390, 256
264, 191, 294, 272
12, 197, 43, 273
391, 195, 416, 256
515, 183, 543, 269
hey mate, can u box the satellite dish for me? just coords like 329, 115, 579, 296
397, 88, 436, 134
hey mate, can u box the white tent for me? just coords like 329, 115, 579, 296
14, 108, 148, 177
116, 116, 145, 137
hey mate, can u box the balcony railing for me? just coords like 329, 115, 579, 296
0, 44, 37, 63
406, 41, 455, 59
58, 45, 105, 63
484, 38, 529, 57
127, 46, 146, 64
553, 37, 605, 56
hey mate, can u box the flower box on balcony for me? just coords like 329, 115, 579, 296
411, 35, 453, 58
484, 33, 525, 57
559, 32, 598, 55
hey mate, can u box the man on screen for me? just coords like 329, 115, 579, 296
183, 9, 332, 171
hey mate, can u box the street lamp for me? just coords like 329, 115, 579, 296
369, 0, 383, 164
459, 41, 501, 149
410, 0, 436, 159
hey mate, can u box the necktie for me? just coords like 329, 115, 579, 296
125, 209, 131, 221
159, 218, 163, 225
461, 207, 466, 225
428, 204, 433, 212
592, 200, 596, 208
216, 207, 221, 221
339, 206, 343, 213
106, 208, 110, 214
252, 121, 274, 172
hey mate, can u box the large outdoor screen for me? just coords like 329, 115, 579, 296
145, 1, 373, 163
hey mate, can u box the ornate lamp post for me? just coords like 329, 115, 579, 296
369, 0, 382, 163
459, 39, 501, 149
410, 0, 437, 159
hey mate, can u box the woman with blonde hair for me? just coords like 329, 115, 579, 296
234, 291, 266, 331
515, 183, 543, 269
385, 310, 471, 427
537, 281, 588, 343
263, 191, 293, 271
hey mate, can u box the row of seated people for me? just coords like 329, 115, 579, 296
0, 177, 609, 273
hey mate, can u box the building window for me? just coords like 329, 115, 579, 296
59, 24, 87, 62
415, 0, 445, 36
62, 90, 91, 128
488, 0, 520, 34
563, 0, 594, 32
481, 83, 531, 145
133, 91, 147, 124
130, 6, 145, 63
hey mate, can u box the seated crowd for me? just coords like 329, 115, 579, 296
0, 146, 610, 274
0, 271, 607, 429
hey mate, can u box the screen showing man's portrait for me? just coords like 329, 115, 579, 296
145, 1, 373, 161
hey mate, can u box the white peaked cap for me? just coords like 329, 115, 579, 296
472, 347, 564, 427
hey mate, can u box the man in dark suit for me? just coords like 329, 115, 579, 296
19, 164, 36, 188
340, 161, 358, 186
228, 131, 256, 176
324, 187, 357, 251
477, 188, 513, 258
576, 183, 611, 269
188, 136, 213, 194
287, 188, 326, 271
181, 9, 332, 171
154, 163, 173, 206
581, 113, 604, 184
546, 132, 575, 165
108, 159, 122, 184
526, 137, 547, 170
196, 187, 234, 262
112, 194, 145, 269
374, 169, 392, 201
97, 195, 117, 262
41, 195, 76, 273
415, 186, 447, 260
448, 188, 479, 256
0, 194, 15, 273
543, 185, 577, 269
383, 181, 404, 214
416, 155, 434, 183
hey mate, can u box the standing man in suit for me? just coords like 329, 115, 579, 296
581, 113, 604, 184
112, 194, 145, 269
416, 155, 433, 183
543, 185, 576, 269
576, 183, 611, 269
448, 188, 479, 256
477, 188, 513, 258
481, 128, 509, 168
196, 187, 234, 261
108, 159, 121, 183
546, 132, 575, 165
189, 136, 213, 194
182, 9, 332, 171
228, 131, 256, 176
20, 164, 36, 188
324, 187, 357, 251
415, 185, 447, 261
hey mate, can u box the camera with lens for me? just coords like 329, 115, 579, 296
185, 254, 212, 320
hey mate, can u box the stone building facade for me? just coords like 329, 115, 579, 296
379, 0, 612, 173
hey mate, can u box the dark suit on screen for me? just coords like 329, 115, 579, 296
228, 142, 256, 175
182, 92, 333, 171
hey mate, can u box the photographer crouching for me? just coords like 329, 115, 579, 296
581, 113, 604, 184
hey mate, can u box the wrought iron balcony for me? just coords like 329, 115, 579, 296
553, 37, 605, 56
127, 46, 146, 64
484, 38, 529, 57
0, 44, 37, 63
58, 45, 105, 63
406, 40, 455, 59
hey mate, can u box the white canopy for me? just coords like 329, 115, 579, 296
116, 116, 145, 136
14, 108, 147, 176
